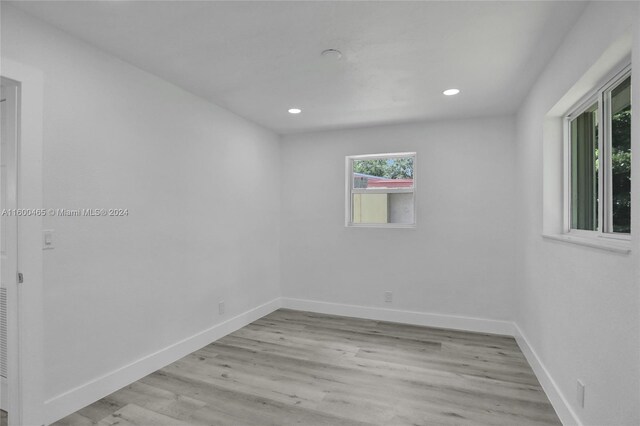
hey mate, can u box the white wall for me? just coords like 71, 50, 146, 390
281, 117, 517, 323
515, 2, 639, 425
1, 4, 281, 420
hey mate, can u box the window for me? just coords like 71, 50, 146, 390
345, 152, 416, 227
566, 67, 631, 237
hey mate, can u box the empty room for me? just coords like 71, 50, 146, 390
0, 1, 638, 425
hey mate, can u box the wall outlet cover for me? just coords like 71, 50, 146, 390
576, 380, 585, 408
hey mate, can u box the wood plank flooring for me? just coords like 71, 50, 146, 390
53, 309, 560, 425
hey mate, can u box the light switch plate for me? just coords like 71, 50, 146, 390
43, 229, 55, 250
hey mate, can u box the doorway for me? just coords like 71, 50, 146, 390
0, 77, 19, 426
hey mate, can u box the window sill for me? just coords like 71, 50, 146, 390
542, 233, 631, 254
346, 223, 416, 229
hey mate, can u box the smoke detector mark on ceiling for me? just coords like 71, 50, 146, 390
321, 49, 343, 60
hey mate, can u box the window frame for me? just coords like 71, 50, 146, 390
563, 64, 631, 241
345, 152, 417, 228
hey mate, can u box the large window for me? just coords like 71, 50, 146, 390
345, 152, 416, 227
567, 67, 631, 236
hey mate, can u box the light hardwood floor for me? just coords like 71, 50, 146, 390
53, 309, 560, 425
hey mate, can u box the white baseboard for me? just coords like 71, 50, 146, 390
44, 297, 282, 425
513, 324, 582, 426
281, 297, 515, 336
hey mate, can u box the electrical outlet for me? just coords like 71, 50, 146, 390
218, 301, 225, 315
576, 380, 585, 408
384, 291, 393, 303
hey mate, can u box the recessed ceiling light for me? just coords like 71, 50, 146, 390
288, 108, 302, 114
443, 89, 460, 96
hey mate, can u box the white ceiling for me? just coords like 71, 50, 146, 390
11, 1, 587, 134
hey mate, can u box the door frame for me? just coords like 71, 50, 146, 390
2, 76, 20, 422
1, 58, 44, 426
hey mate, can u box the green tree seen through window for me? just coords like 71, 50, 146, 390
353, 158, 414, 179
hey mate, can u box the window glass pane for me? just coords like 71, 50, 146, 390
571, 103, 599, 231
610, 76, 631, 233
352, 157, 414, 189
352, 193, 388, 224
388, 193, 414, 224
348, 153, 416, 226
352, 193, 414, 224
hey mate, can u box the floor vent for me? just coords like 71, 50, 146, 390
0, 287, 6, 378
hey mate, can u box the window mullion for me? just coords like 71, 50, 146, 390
352, 188, 414, 194
563, 118, 571, 233
597, 94, 606, 236
603, 90, 613, 235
